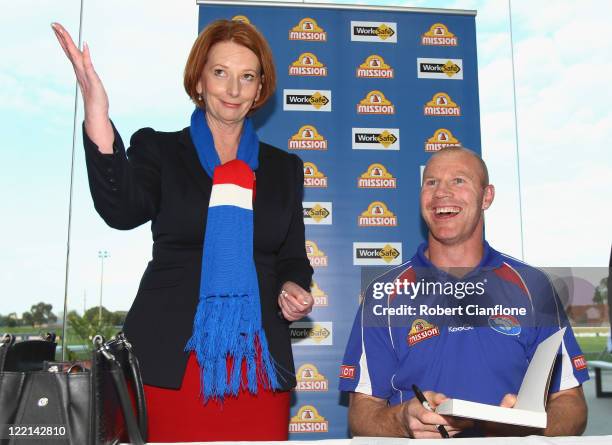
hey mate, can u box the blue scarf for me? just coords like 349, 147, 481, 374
185, 108, 279, 401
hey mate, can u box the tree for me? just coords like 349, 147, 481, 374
67, 310, 115, 350
84, 306, 112, 324
593, 277, 608, 305
22, 302, 57, 327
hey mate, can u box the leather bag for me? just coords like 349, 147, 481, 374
0, 332, 147, 445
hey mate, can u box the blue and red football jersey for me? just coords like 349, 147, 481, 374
339, 242, 589, 407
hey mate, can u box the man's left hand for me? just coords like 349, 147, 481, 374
278, 281, 313, 321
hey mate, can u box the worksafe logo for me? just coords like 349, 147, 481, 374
353, 242, 402, 265
303, 202, 332, 225
351, 21, 397, 43
284, 89, 332, 112
306, 240, 328, 267
425, 128, 462, 152
310, 280, 329, 306
290, 322, 333, 346
289, 18, 327, 41
407, 319, 440, 346
358, 163, 397, 189
421, 23, 458, 46
289, 405, 329, 433
357, 90, 395, 115
352, 128, 400, 151
356, 55, 394, 78
289, 52, 328, 77
418, 58, 463, 80
289, 125, 328, 151
295, 363, 329, 391
359, 201, 398, 227
231, 15, 251, 24
424, 92, 461, 116
304, 162, 328, 188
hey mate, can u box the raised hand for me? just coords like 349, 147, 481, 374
51, 22, 114, 153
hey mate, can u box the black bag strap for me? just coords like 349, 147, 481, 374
0, 333, 15, 371
116, 332, 148, 439
95, 335, 146, 445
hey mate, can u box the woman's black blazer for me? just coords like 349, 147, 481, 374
83, 123, 313, 390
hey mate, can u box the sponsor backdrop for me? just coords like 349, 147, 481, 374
198, 1, 480, 439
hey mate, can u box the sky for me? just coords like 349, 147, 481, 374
0, 0, 610, 315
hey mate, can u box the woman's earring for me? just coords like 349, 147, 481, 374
197, 94, 203, 101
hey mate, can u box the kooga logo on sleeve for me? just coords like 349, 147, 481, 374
351, 21, 397, 43
284, 89, 332, 112
417, 58, 463, 80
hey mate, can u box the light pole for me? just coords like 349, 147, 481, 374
98, 250, 109, 321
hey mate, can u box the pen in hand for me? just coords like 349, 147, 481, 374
412, 384, 450, 438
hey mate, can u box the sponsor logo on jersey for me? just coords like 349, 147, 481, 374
488, 314, 521, 336
310, 281, 329, 306
358, 201, 397, 227
351, 21, 397, 43
289, 405, 329, 433
353, 242, 402, 265
231, 15, 251, 24
448, 325, 474, 333
357, 90, 395, 115
339, 365, 356, 379
352, 128, 400, 151
306, 240, 328, 267
425, 128, 462, 152
303, 202, 332, 225
290, 322, 333, 346
289, 125, 328, 151
408, 319, 440, 346
417, 58, 463, 80
284, 89, 332, 112
421, 23, 458, 46
358, 163, 397, 188
424, 92, 461, 116
572, 355, 587, 370
289, 52, 328, 77
296, 363, 329, 391
356, 55, 394, 78
304, 162, 328, 188
289, 18, 327, 41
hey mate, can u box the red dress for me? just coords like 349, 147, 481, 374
143, 353, 290, 442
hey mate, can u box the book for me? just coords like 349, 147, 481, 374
435, 327, 566, 429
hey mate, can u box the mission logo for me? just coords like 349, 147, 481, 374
351, 21, 397, 43
421, 23, 458, 46
289, 18, 327, 41
288, 125, 328, 151
356, 54, 394, 78
306, 240, 328, 268
408, 319, 440, 346
295, 363, 329, 391
310, 280, 329, 306
231, 15, 251, 24
289, 405, 329, 433
352, 128, 400, 151
284, 89, 332, 112
304, 162, 328, 188
424, 92, 461, 116
425, 128, 462, 152
358, 201, 398, 227
357, 90, 395, 115
417, 58, 463, 80
289, 52, 328, 77
358, 163, 397, 188
353, 242, 402, 265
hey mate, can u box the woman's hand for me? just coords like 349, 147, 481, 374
51, 22, 114, 153
278, 281, 313, 322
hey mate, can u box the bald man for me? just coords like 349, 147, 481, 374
339, 147, 588, 438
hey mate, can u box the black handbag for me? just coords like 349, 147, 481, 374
0, 332, 147, 445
